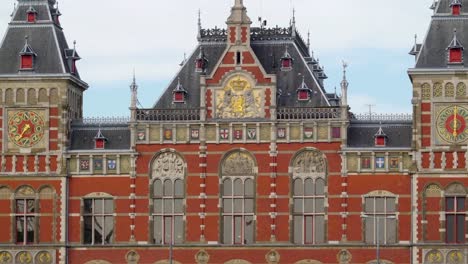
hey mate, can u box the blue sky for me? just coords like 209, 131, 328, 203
0, 0, 434, 117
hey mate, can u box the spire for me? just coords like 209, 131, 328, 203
227, 0, 251, 25
307, 30, 311, 53
340, 61, 349, 106
291, 8, 296, 37
130, 70, 138, 109
197, 9, 202, 41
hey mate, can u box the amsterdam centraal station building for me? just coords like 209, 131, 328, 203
0, 0, 467, 263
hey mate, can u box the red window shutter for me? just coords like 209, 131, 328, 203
453, 5, 461, 16
282, 59, 291, 68
95, 139, 104, 149
375, 137, 386, 146
27, 13, 36, 22
450, 49, 463, 63
71, 61, 76, 73
21, 55, 33, 69
332, 127, 341, 139
298, 90, 309, 101
174, 92, 184, 102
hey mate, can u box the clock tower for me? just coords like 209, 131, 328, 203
408, 0, 468, 262
0, 0, 87, 262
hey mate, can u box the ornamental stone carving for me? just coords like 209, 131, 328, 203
265, 250, 280, 264
224, 260, 252, 264
16, 186, 35, 196
337, 249, 351, 264
295, 261, 322, 264
445, 183, 466, 195
195, 250, 210, 264
425, 250, 443, 264
152, 152, 185, 179
15, 252, 32, 264
35, 251, 52, 264
424, 184, 442, 197
447, 250, 464, 264
221, 151, 255, 176
126, 250, 140, 264
84, 261, 112, 264
0, 251, 12, 264
292, 149, 326, 178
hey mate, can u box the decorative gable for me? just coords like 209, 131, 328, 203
374, 126, 388, 147
280, 47, 293, 71
172, 78, 188, 104
19, 36, 37, 70
26, 6, 37, 23
447, 29, 464, 65
94, 129, 107, 149
297, 77, 312, 101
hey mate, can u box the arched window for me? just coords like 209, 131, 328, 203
363, 191, 397, 245
150, 151, 186, 245
221, 150, 256, 245
14, 186, 37, 244
82, 194, 114, 245
444, 183, 466, 244
291, 149, 327, 244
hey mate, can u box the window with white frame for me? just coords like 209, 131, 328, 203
364, 195, 397, 244
446, 196, 466, 243
15, 198, 36, 244
293, 178, 325, 244
83, 198, 114, 245
152, 179, 184, 244
222, 177, 255, 244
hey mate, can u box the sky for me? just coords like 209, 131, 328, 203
0, 0, 435, 117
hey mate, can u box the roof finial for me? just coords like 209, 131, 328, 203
307, 30, 311, 53
25, 35, 29, 45
197, 9, 202, 41
341, 60, 349, 106
10, 3, 16, 17
291, 8, 296, 37
130, 69, 138, 109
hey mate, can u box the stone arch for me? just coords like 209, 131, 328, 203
38, 186, 55, 199
150, 149, 187, 181
5, 88, 13, 105
15, 185, 36, 197
0, 186, 12, 199
289, 147, 328, 179
38, 88, 48, 102
27, 88, 37, 105
445, 82, 455, 97
16, 88, 25, 103
49, 88, 58, 104
224, 260, 253, 264
295, 260, 323, 264
220, 148, 257, 177
424, 183, 442, 198
445, 182, 466, 196
84, 261, 113, 264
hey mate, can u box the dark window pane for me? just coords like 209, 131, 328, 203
294, 199, 303, 213
304, 198, 313, 213
164, 216, 172, 244
234, 199, 243, 213
315, 198, 325, 213
94, 199, 104, 214
365, 218, 374, 243
293, 216, 302, 244
386, 198, 396, 213
234, 216, 242, 244
365, 198, 374, 213
164, 180, 173, 196
387, 219, 397, 244
378, 217, 385, 244
84, 199, 93, 214
83, 216, 92, 244
234, 179, 243, 196
305, 216, 313, 244
223, 179, 232, 196
457, 215, 465, 243
174, 179, 184, 197
153, 180, 163, 197
104, 199, 113, 214
245, 216, 254, 244
223, 216, 232, 244
245, 199, 254, 213
104, 216, 114, 244
293, 179, 303, 196
315, 178, 325, 196
457, 198, 465, 211
153, 199, 163, 213
94, 216, 103, 244
447, 215, 455, 243
304, 178, 314, 196
164, 199, 173, 214
174, 216, 183, 243
447, 197, 455, 211
174, 199, 183, 213
375, 198, 385, 213
26, 200, 35, 213
16, 217, 24, 243
244, 179, 254, 197
16, 200, 25, 213
223, 199, 232, 213
26, 216, 35, 243
153, 216, 162, 244
315, 215, 325, 243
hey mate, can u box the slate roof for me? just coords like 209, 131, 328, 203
153, 27, 332, 110
0, 0, 81, 78
69, 124, 131, 151
347, 121, 412, 148
415, 0, 468, 68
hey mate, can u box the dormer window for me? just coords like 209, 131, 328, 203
19, 36, 37, 70
281, 47, 293, 71
94, 129, 107, 149
374, 126, 388, 147
172, 78, 188, 104
448, 29, 464, 65
450, 0, 462, 15
65, 41, 81, 75
195, 47, 208, 73
297, 77, 312, 101
52, 7, 62, 26
26, 6, 37, 23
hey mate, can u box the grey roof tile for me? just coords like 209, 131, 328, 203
347, 121, 412, 148
70, 124, 131, 150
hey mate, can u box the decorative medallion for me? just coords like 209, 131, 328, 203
337, 249, 352, 264
137, 130, 146, 141
265, 250, 280, 264
94, 159, 103, 171
125, 250, 140, 264
292, 149, 326, 178
35, 251, 52, 264
80, 159, 90, 171
191, 129, 200, 140
277, 128, 286, 139
16, 251, 32, 264
304, 127, 313, 139
233, 129, 243, 140
247, 128, 256, 140
375, 157, 385, 169
0, 251, 12, 264
107, 159, 117, 170
17, 186, 35, 196
152, 152, 184, 179
436, 105, 468, 144
425, 250, 443, 264
164, 129, 173, 141
195, 250, 210, 264
216, 75, 262, 119
220, 128, 229, 140
222, 151, 255, 176
447, 250, 464, 264
8, 110, 45, 148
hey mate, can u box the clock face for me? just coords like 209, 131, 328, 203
436, 105, 468, 144
8, 110, 45, 148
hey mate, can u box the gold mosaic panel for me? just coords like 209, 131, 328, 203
346, 154, 358, 172
290, 125, 301, 140
120, 156, 130, 174
205, 126, 216, 141
176, 126, 187, 142
149, 126, 160, 141
69, 158, 77, 172
317, 126, 328, 140
260, 124, 271, 141
403, 154, 412, 170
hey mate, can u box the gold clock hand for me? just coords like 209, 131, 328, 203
453, 106, 458, 138
15, 124, 31, 141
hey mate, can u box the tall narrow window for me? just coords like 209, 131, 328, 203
152, 179, 184, 244
151, 152, 186, 244
236, 51, 241, 65
83, 198, 114, 245
364, 195, 397, 244
15, 198, 36, 244
446, 196, 465, 243
221, 151, 256, 245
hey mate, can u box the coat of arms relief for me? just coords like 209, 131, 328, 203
215, 75, 263, 119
